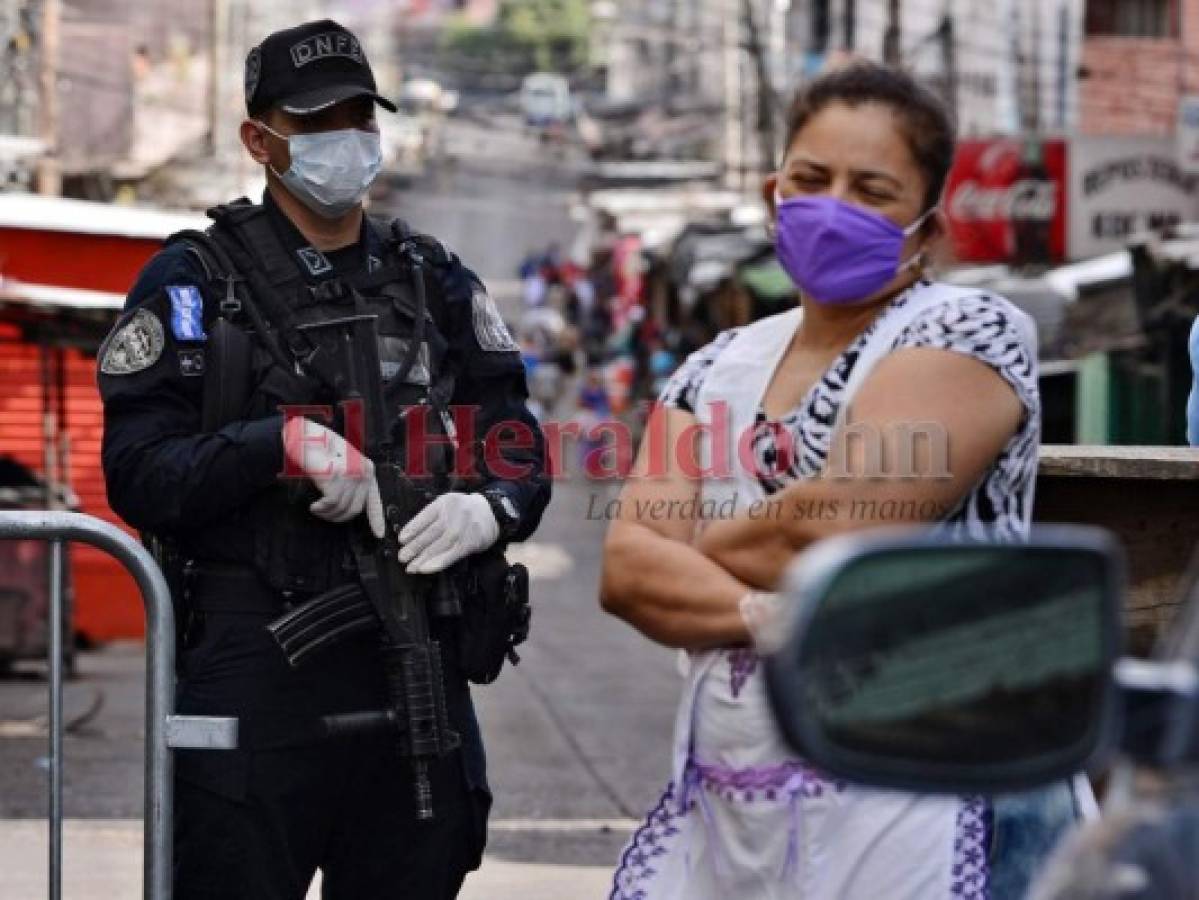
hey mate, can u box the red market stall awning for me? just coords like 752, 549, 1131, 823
0, 276, 125, 352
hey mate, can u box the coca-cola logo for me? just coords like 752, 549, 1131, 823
949, 179, 1058, 222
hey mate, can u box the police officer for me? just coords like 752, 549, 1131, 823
98, 19, 550, 900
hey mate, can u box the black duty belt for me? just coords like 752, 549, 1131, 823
184, 563, 292, 616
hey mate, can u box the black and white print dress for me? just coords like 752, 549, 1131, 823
610, 281, 1042, 900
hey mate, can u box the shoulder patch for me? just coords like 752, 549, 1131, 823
178, 349, 206, 377
167, 285, 207, 342
471, 286, 519, 352
100, 309, 165, 375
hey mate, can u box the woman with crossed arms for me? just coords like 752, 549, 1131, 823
601, 64, 1087, 900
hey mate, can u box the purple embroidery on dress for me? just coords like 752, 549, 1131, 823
684, 756, 847, 883
951, 796, 992, 899
727, 648, 759, 698
610, 783, 682, 900
689, 757, 844, 797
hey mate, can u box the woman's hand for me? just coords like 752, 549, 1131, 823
699, 346, 1025, 589
599, 405, 756, 650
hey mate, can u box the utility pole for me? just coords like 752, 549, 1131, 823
678, 0, 699, 96
722, 0, 743, 189
1009, 2, 1029, 132
1056, 0, 1069, 129
663, 0, 680, 98
939, 12, 957, 122
35, 0, 59, 195
742, 0, 776, 176
1013, 4, 1049, 267
1028, 0, 1042, 133
883, 0, 901, 67
842, 0, 855, 52
208, 0, 227, 156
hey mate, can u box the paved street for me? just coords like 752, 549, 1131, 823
375, 109, 587, 286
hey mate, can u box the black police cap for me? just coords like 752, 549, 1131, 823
245, 19, 397, 117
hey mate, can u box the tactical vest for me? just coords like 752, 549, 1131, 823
169, 199, 459, 596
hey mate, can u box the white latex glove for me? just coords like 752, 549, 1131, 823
282, 417, 385, 539
397, 493, 500, 575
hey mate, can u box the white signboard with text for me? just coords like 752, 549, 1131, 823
1069, 135, 1199, 260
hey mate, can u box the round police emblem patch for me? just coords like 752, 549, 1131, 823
100, 309, 165, 375
245, 46, 262, 107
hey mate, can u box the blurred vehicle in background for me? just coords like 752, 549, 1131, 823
399, 77, 457, 118
381, 113, 429, 183
766, 526, 1199, 899
520, 72, 573, 128
380, 77, 456, 182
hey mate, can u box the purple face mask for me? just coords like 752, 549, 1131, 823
774, 194, 932, 305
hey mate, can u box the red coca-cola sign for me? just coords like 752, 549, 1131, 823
944, 138, 1067, 264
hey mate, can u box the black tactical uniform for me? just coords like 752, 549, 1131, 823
98, 20, 549, 900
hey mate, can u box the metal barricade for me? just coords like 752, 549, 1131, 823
0, 511, 238, 900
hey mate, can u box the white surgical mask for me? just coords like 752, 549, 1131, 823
257, 120, 382, 218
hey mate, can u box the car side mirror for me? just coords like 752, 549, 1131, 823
764, 526, 1125, 795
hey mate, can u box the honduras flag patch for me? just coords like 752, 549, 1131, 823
167, 285, 207, 342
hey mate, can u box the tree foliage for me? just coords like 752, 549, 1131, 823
441, 0, 592, 76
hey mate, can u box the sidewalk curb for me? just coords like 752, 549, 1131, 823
0, 819, 616, 899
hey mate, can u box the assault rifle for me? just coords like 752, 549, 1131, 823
269, 309, 459, 820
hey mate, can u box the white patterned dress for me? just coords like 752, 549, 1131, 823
610, 282, 1042, 900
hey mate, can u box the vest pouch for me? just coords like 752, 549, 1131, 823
248, 484, 356, 595
202, 318, 254, 432
456, 548, 530, 685
246, 347, 325, 421
374, 284, 449, 375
